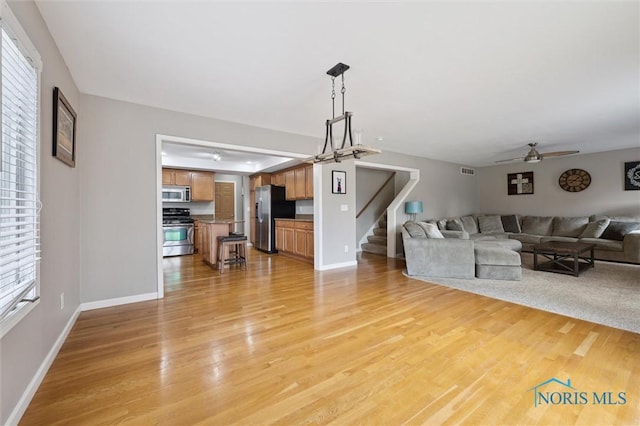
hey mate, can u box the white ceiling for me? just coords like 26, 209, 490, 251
36, 1, 639, 168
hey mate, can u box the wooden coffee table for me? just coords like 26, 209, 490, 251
533, 241, 595, 277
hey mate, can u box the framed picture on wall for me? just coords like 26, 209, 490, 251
332, 170, 346, 194
507, 171, 534, 195
52, 87, 77, 167
624, 161, 640, 190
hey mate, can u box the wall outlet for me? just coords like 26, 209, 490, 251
340, 204, 348, 211
344, 245, 349, 253
59, 293, 64, 310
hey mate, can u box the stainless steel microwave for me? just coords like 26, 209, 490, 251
162, 186, 191, 203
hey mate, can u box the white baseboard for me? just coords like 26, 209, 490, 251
315, 260, 358, 271
6, 306, 81, 426
80, 292, 158, 311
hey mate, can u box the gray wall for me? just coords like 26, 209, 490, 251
359, 149, 479, 225
78, 94, 320, 303
1, 2, 81, 424
316, 162, 357, 267
477, 148, 640, 217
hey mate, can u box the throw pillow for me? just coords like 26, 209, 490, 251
478, 215, 505, 234
460, 216, 479, 234
403, 221, 427, 239
579, 219, 610, 239
601, 221, 640, 241
501, 215, 521, 233
436, 218, 448, 231
418, 222, 445, 239
521, 216, 554, 236
446, 218, 464, 231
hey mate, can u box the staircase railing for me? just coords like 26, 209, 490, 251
356, 172, 396, 219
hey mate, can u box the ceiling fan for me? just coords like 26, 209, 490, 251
496, 142, 579, 164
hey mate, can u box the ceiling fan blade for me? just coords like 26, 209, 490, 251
495, 156, 525, 163
540, 150, 579, 158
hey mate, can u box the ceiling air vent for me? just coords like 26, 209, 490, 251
460, 167, 475, 176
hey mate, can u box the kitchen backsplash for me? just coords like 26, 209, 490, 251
163, 201, 214, 215
296, 199, 313, 215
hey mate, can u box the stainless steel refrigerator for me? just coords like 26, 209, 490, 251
254, 185, 295, 253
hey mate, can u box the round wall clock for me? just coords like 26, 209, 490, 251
559, 168, 591, 192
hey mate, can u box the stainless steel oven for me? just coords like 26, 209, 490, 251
162, 208, 194, 256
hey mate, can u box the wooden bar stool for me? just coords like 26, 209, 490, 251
216, 235, 248, 273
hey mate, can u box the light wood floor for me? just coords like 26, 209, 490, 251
21, 250, 639, 425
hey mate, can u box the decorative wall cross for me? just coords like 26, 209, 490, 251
508, 171, 534, 195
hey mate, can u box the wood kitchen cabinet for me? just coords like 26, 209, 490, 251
304, 164, 313, 198
294, 167, 306, 199
274, 219, 313, 263
191, 171, 215, 201
162, 168, 215, 202
272, 171, 286, 187
162, 168, 191, 186
284, 170, 296, 200
193, 220, 200, 253
250, 173, 271, 191
282, 165, 313, 200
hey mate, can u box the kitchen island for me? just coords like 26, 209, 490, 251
198, 220, 244, 269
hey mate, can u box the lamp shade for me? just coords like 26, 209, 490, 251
405, 201, 423, 215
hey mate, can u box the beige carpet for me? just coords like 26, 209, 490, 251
404, 253, 640, 334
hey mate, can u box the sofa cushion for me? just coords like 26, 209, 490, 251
417, 222, 445, 239
509, 233, 543, 244
470, 234, 498, 241
441, 230, 470, 240
522, 216, 553, 236
579, 219, 610, 238
601, 221, 640, 241
478, 215, 505, 234
579, 237, 624, 251
476, 239, 522, 252
590, 215, 640, 223
436, 218, 448, 231
540, 236, 580, 243
474, 247, 521, 266
446, 218, 464, 231
501, 215, 521, 233
460, 215, 479, 234
553, 216, 589, 237
403, 221, 427, 239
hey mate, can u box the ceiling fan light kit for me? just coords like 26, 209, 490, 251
308, 63, 381, 164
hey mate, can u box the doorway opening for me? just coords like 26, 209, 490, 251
156, 134, 309, 298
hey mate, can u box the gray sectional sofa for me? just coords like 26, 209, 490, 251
430, 214, 640, 264
402, 221, 523, 281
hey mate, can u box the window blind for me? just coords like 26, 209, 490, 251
0, 18, 41, 321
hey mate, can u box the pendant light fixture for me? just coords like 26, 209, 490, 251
309, 63, 380, 164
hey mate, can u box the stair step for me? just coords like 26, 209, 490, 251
361, 243, 387, 256
378, 219, 387, 228
373, 228, 386, 237
367, 235, 387, 244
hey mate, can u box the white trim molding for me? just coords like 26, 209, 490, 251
354, 161, 420, 257
5, 306, 81, 426
315, 260, 358, 271
80, 292, 158, 311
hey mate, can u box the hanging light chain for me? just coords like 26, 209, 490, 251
341, 73, 346, 115
331, 76, 336, 119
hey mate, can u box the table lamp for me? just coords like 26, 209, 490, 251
405, 201, 423, 221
